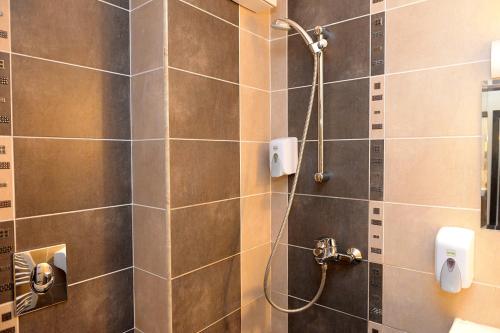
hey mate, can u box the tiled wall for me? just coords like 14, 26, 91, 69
1, 0, 134, 332
270, 0, 500, 332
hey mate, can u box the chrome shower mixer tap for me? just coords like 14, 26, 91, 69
313, 237, 363, 265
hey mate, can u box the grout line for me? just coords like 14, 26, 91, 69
274, 191, 369, 202
8, 0, 16, 255
133, 203, 167, 211
385, 0, 431, 12
131, 66, 164, 77
385, 135, 481, 140
133, 328, 145, 333
386, 59, 490, 76
274, 75, 370, 92
171, 252, 240, 280
170, 192, 271, 211
131, 0, 154, 12
287, 293, 368, 321
384, 201, 480, 212
169, 137, 268, 143
13, 135, 131, 141
133, 138, 167, 142
11, 52, 130, 77
98, 0, 131, 12
129, 5, 136, 329
194, 307, 241, 333
135, 266, 168, 281
15, 203, 132, 221
68, 266, 133, 287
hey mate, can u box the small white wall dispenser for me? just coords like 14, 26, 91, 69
269, 137, 297, 178
492, 40, 500, 79
435, 227, 475, 294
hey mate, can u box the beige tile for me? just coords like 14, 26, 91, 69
0, 0, 10, 52
271, 193, 288, 242
241, 142, 270, 196
383, 266, 500, 333
270, 0, 287, 39
239, 6, 270, 39
386, 62, 489, 138
386, 0, 420, 9
385, 138, 480, 209
241, 244, 270, 305
270, 243, 287, 294
240, 86, 270, 141
241, 194, 271, 251
240, 30, 270, 91
241, 296, 271, 333
475, 228, 500, 286
271, 91, 288, 139
271, 38, 287, 91
386, 0, 500, 73
270, 292, 288, 333
134, 269, 169, 333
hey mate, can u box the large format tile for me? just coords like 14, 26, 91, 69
183, 0, 239, 25
271, 91, 288, 139
170, 140, 240, 208
288, 16, 370, 87
271, 38, 287, 91
132, 140, 166, 208
16, 206, 131, 284
169, 69, 239, 140
134, 269, 169, 333
241, 297, 271, 333
241, 142, 270, 196
386, 62, 488, 138
19, 269, 134, 333
290, 140, 369, 199
288, 78, 369, 140
288, 298, 367, 333
383, 266, 500, 333
169, 0, 239, 82
132, 68, 165, 140
201, 310, 241, 333
133, 205, 168, 278
11, 0, 129, 74
239, 6, 270, 39
171, 199, 240, 277
288, 195, 368, 256
288, 246, 368, 318
172, 256, 241, 333
385, 138, 480, 209
241, 244, 270, 306
240, 29, 270, 90
14, 139, 131, 217
131, 0, 164, 74
240, 86, 270, 141
386, 0, 500, 73
12, 55, 130, 139
241, 194, 271, 250
105, 0, 129, 9
288, 0, 369, 30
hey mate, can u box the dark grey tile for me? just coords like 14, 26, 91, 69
288, 195, 368, 257
0, 52, 11, 136
131, 0, 164, 74
172, 256, 241, 333
171, 199, 240, 277
183, 0, 239, 25
132, 68, 165, 140
288, 297, 367, 333
288, 0, 370, 30
132, 140, 166, 208
168, 0, 239, 82
370, 140, 384, 201
134, 268, 169, 333
288, 246, 368, 318
16, 206, 132, 284
170, 140, 239, 208
169, 69, 239, 140
290, 140, 369, 199
0, 220, 14, 303
288, 16, 370, 87
371, 13, 385, 76
288, 78, 369, 140
12, 55, 130, 139
11, 0, 129, 74
131, 0, 149, 9
369, 263, 383, 324
133, 205, 168, 277
14, 139, 131, 217
19, 269, 134, 333
104, 0, 129, 9
201, 310, 241, 333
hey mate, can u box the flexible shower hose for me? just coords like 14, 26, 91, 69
263, 53, 328, 313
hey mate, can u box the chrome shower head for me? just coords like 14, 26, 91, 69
271, 19, 291, 31
271, 18, 315, 52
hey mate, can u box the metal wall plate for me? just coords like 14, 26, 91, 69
13, 244, 67, 316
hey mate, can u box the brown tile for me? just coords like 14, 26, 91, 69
16, 206, 132, 284
239, 6, 270, 39
240, 86, 270, 141
169, 0, 239, 82
270, 292, 288, 333
270, 0, 287, 40
11, 0, 129, 74
271, 38, 287, 91
132, 140, 166, 208
12, 55, 130, 139
241, 194, 271, 251
131, 0, 149, 9
241, 297, 271, 333
271, 90, 288, 139
271, 193, 288, 242
105, 0, 129, 9
386, 62, 488, 138
169, 69, 239, 140
14, 139, 131, 217
132, 68, 166, 140
386, 0, 500, 73
133, 205, 168, 278
270, 243, 288, 295
385, 138, 480, 209
241, 142, 270, 196
240, 29, 270, 90
383, 266, 500, 333
171, 199, 240, 277
241, 244, 270, 305
172, 256, 241, 333
183, 0, 239, 25
19, 269, 134, 333
201, 310, 241, 333
170, 140, 240, 208
131, 0, 164, 74
134, 268, 169, 333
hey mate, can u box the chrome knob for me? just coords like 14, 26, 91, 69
31, 262, 55, 294
346, 248, 363, 262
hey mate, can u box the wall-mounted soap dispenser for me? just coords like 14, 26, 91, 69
269, 137, 298, 178
435, 227, 475, 293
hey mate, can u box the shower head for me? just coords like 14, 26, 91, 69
271, 18, 314, 48
271, 19, 291, 31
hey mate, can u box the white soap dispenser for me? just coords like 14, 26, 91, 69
435, 227, 475, 293
269, 137, 298, 178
